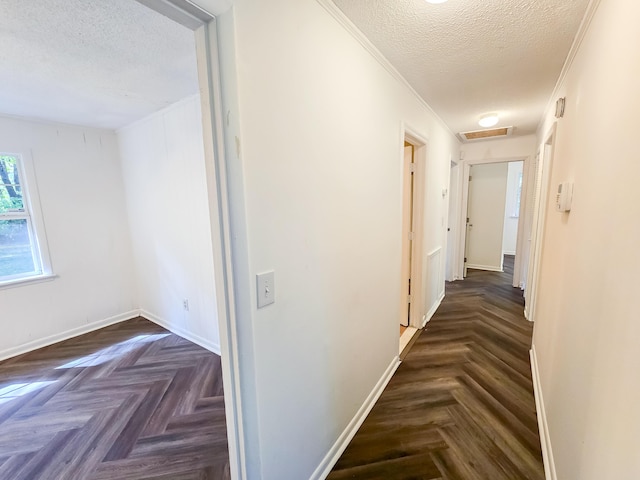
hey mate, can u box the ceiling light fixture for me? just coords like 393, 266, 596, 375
425, 0, 448, 4
479, 113, 499, 128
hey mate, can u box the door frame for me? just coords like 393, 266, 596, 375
401, 124, 428, 329
134, 2, 246, 478
195, 22, 247, 479
524, 123, 557, 321
455, 155, 532, 287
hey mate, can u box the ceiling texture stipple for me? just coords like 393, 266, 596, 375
332, 0, 591, 138
0, 0, 198, 129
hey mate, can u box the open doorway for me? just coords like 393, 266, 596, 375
399, 130, 427, 355
400, 141, 415, 334
127, 7, 245, 477
524, 125, 556, 321
0, 1, 242, 477
464, 161, 524, 280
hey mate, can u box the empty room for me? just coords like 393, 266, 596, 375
0, 0, 230, 478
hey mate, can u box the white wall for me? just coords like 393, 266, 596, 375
117, 96, 220, 353
532, 1, 640, 478
217, 0, 459, 477
461, 135, 537, 161
502, 161, 523, 255
466, 162, 508, 271
0, 115, 136, 358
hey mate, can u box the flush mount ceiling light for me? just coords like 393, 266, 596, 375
425, 0, 448, 4
478, 113, 499, 128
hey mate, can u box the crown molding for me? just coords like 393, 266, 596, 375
537, 0, 603, 133
315, 0, 457, 141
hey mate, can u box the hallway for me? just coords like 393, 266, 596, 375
329, 258, 543, 479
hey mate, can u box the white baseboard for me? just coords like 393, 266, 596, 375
466, 263, 503, 272
423, 291, 445, 328
0, 310, 139, 362
140, 309, 221, 356
309, 355, 401, 480
399, 327, 419, 354
530, 345, 557, 480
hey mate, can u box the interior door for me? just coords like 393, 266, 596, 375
465, 163, 509, 272
400, 143, 414, 327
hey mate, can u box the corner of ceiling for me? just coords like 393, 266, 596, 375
315, 0, 458, 142
536, 0, 603, 134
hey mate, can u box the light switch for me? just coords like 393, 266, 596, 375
256, 271, 275, 308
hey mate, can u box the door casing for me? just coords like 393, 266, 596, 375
455, 155, 532, 288
400, 125, 428, 329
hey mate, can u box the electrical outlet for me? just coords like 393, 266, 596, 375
182, 299, 189, 311
256, 271, 275, 308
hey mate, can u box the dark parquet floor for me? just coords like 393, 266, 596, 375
0, 317, 230, 479
329, 256, 544, 480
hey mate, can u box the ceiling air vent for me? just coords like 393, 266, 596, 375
459, 126, 514, 142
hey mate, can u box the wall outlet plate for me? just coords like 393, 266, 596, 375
256, 271, 275, 308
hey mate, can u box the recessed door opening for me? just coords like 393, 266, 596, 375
399, 132, 426, 356
463, 160, 525, 287
401, 141, 415, 329
524, 126, 556, 321
0, 1, 241, 477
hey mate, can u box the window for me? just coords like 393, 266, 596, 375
0, 154, 50, 284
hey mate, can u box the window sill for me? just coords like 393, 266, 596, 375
0, 274, 58, 291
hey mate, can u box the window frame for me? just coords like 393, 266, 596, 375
0, 151, 53, 287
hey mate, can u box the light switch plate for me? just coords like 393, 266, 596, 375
256, 271, 275, 308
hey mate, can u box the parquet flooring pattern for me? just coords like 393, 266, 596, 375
329, 256, 544, 480
0, 317, 230, 479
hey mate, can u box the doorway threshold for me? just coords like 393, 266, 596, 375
399, 326, 419, 360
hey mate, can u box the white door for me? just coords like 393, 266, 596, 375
400, 144, 414, 326
465, 163, 509, 273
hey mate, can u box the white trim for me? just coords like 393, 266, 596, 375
402, 122, 430, 146
134, 0, 213, 30
456, 155, 531, 284
530, 346, 557, 480
0, 151, 53, 282
316, 0, 457, 141
0, 306, 223, 367
524, 126, 556, 323
423, 291, 445, 327
0, 310, 139, 362
401, 124, 430, 330
466, 264, 504, 273
424, 246, 444, 326
140, 309, 221, 356
537, 0, 602, 134
0, 273, 57, 290
309, 355, 401, 480
399, 326, 419, 354
196, 20, 247, 480
503, 250, 516, 256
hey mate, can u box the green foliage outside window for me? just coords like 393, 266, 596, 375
0, 155, 35, 278
0, 155, 24, 214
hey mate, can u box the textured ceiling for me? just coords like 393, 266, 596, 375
0, 0, 198, 129
333, 0, 591, 138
